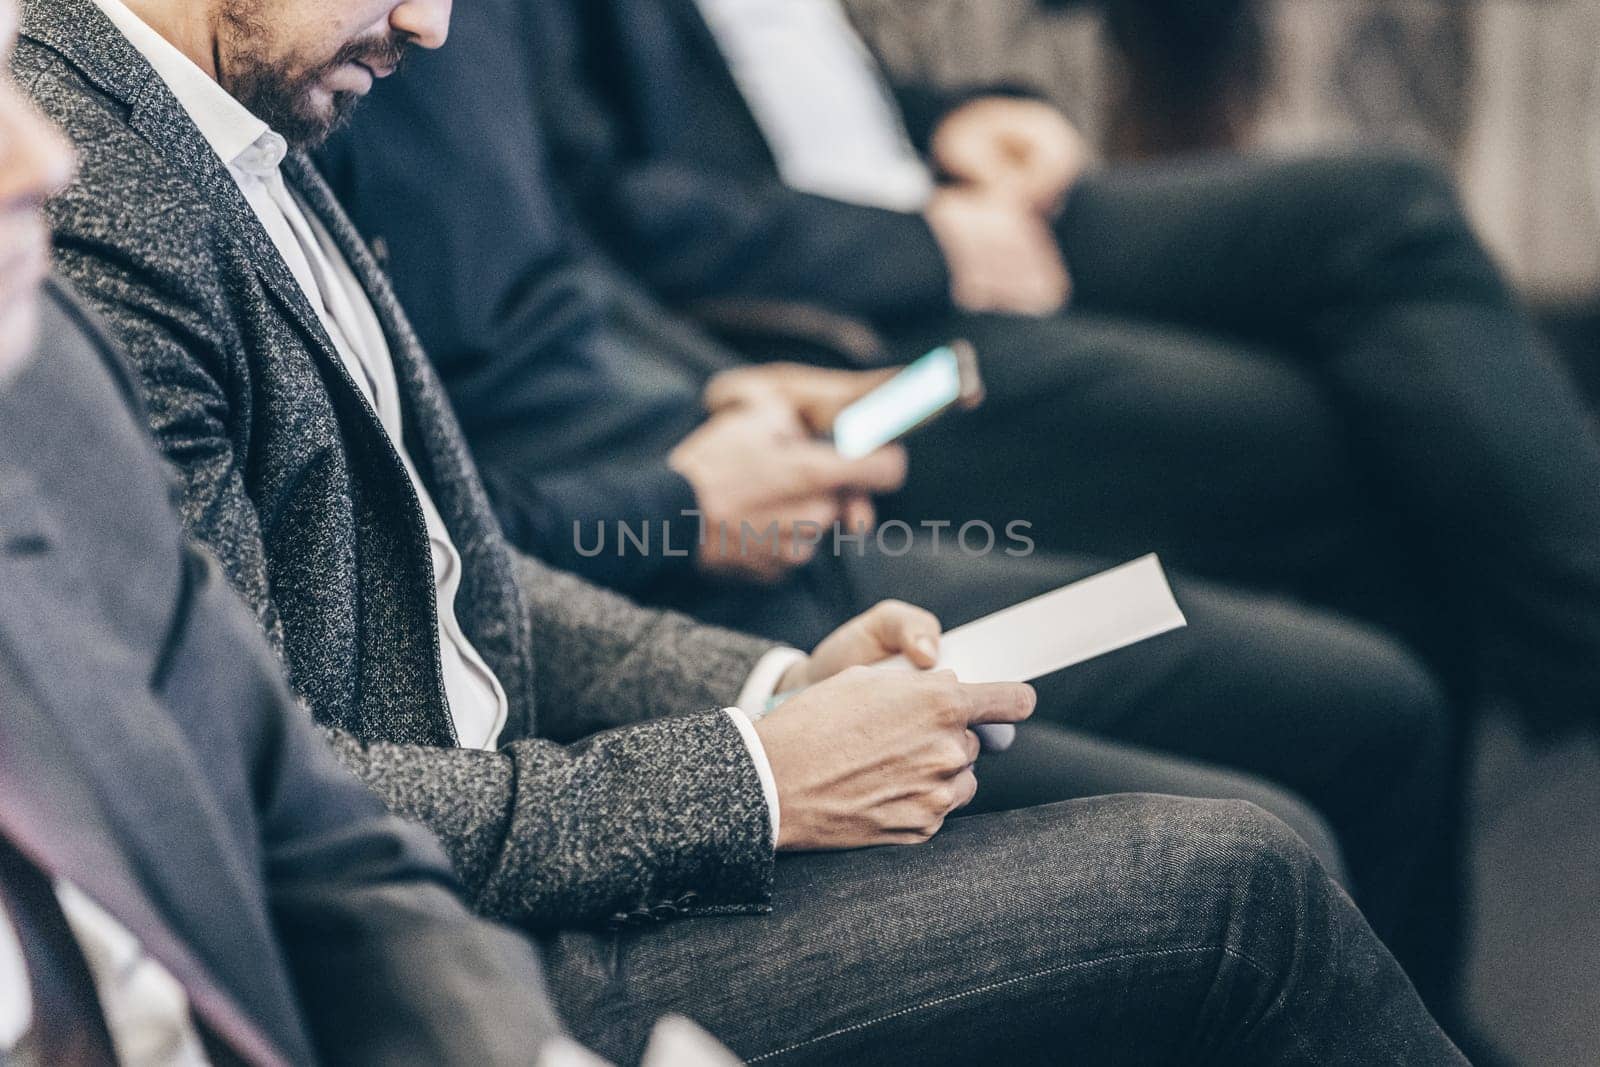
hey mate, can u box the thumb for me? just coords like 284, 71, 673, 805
861, 599, 943, 667
961, 682, 1038, 726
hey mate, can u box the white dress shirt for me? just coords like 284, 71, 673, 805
0, 882, 210, 1065
694, 0, 935, 212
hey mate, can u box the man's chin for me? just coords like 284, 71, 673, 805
231, 76, 361, 150
281, 90, 362, 149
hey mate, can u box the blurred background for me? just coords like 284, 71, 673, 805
842, 2, 1600, 1063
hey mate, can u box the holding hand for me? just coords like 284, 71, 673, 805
756, 667, 1037, 850
924, 186, 1071, 316
704, 363, 895, 435
780, 598, 943, 691
668, 402, 907, 584
932, 97, 1090, 216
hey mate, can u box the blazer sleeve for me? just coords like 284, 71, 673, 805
582, 162, 955, 326
512, 553, 777, 740
326, 708, 776, 928
41, 146, 778, 931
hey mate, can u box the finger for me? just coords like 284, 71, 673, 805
947, 768, 980, 814
703, 373, 778, 414
960, 728, 982, 766
744, 399, 809, 442
851, 445, 910, 493
796, 442, 908, 495
801, 369, 897, 432
960, 682, 1038, 726
840, 494, 876, 535
769, 495, 846, 533
880, 805, 947, 843
863, 600, 943, 666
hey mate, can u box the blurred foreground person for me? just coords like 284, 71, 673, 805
15, 0, 1468, 1061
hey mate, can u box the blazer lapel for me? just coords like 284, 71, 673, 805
0, 470, 297, 1067
287, 155, 537, 731
660, 0, 782, 169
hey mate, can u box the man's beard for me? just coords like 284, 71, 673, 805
219, 4, 407, 148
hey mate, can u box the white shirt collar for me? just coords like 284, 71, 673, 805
90, 0, 283, 173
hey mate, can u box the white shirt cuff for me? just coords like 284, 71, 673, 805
722, 707, 781, 847
737, 647, 808, 720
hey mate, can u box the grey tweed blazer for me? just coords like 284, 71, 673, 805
17, 0, 779, 930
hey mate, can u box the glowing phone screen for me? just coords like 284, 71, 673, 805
831, 346, 962, 459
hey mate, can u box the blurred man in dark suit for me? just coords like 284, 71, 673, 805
527, 0, 1600, 741
0, 283, 573, 1066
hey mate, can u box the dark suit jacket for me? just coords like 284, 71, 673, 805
533, 0, 968, 324
17, 0, 778, 931
0, 281, 566, 1065
317, 0, 732, 595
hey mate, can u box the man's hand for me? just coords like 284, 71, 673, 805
780, 599, 943, 692
756, 667, 1037, 849
668, 403, 907, 583
704, 363, 896, 435
924, 186, 1071, 316
932, 97, 1090, 216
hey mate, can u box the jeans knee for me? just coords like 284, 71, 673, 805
1247, 791, 1348, 889
1148, 795, 1330, 898
1202, 799, 1339, 943
1351, 152, 1455, 213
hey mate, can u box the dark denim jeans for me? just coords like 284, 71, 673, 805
541, 795, 1466, 1065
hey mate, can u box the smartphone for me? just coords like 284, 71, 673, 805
831, 341, 983, 459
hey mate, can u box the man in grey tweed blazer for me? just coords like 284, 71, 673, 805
14, 0, 1467, 1061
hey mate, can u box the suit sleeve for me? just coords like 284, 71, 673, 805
40, 126, 777, 929
891, 81, 1042, 152
326, 709, 775, 928
565, 147, 955, 327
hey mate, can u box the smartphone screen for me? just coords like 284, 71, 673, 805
832, 345, 969, 459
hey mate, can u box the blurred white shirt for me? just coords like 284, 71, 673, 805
695, 0, 935, 212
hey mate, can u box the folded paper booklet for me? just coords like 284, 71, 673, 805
879, 554, 1188, 750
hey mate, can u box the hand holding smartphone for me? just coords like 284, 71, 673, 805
831, 341, 983, 458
